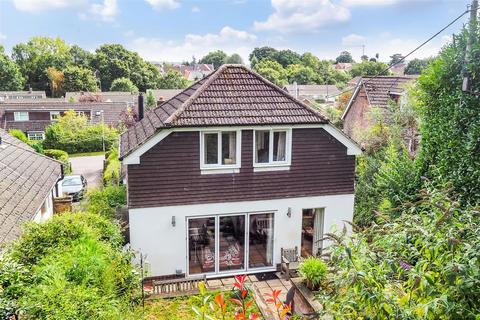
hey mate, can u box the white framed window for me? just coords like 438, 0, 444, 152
253, 129, 291, 169
27, 131, 45, 141
76, 111, 86, 117
50, 111, 60, 121
200, 130, 241, 172
13, 111, 29, 121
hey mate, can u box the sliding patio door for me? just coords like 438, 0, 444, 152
301, 208, 325, 258
187, 212, 275, 276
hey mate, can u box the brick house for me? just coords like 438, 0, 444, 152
120, 65, 361, 278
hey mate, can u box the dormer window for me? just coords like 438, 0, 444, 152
254, 129, 291, 170
200, 130, 241, 172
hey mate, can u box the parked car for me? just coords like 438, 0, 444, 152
61, 175, 87, 201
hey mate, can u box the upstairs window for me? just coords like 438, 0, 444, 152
14, 112, 29, 121
201, 131, 241, 171
254, 129, 291, 167
50, 111, 60, 121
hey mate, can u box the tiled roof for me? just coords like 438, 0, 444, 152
0, 129, 62, 244
119, 64, 328, 159
65, 92, 138, 104
283, 85, 341, 97
362, 76, 416, 107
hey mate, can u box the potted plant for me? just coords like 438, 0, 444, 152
298, 257, 327, 291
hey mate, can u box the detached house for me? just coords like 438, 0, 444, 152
120, 65, 361, 278
0, 129, 63, 244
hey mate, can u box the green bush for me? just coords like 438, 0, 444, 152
84, 185, 126, 219
319, 187, 480, 319
43, 110, 118, 154
44, 149, 71, 173
298, 257, 327, 290
103, 147, 121, 186
8, 129, 27, 142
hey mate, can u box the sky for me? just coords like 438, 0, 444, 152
0, 0, 473, 64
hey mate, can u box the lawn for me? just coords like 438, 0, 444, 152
139, 290, 262, 320
69, 151, 106, 157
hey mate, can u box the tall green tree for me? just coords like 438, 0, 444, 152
405, 57, 434, 75
273, 49, 302, 68
249, 46, 278, 64
335, 51, 354, 63
0, 45, 24, 90
226, 53, 244, 64
110, 77, 138, 92
389, 53, 404, 65
350, 60, 390, 77
157, 71, 190, 89
63, 66, 98, 92
199, 50, 228, 69
252, 59, 287, 86
286, 64, 316, 84
12, 37, 73, 93
70, 45, 95, 69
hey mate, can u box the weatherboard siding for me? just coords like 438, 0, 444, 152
127, 128, 355, 209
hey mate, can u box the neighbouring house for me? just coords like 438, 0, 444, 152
283, 84, 341, 103
334, 63, 353, 72
119, 65, 361, 278
0, 90, 46, 101
146, 89, 183, 105
0, 101, 131, 140
158, 63, 215, 81
0, 128, 63, 244
342, 76, 417, 146
65, 91, 138, 107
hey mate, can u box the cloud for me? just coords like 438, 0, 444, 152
342, 0, 399, 6
191, 5, 200, 12
12, 0, 85, 12
253, 0, 350, 33
130, 26, 257, 62
342, 33, 366, 45
145, 0, 180, 11
89, 0, 119, 21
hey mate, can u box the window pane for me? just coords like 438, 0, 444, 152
301, 209, 315, 258
204, 133, 218, 164
219, 215, 245, 272
273, 131, 287, 162
255, 130, 270, 163
249, 213, 274, 268
221, 131, 236, 165
189, 217, 216, 274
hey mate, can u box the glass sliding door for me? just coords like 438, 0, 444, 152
188, 217, 216, 275
219, 215, 245, 272
301, 208, 325, 258
248, 213, 274, 268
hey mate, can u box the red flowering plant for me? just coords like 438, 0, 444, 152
264, 289, 291, 320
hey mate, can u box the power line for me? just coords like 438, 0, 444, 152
327, 7, 471, 100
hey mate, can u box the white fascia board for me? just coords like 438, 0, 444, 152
123, 123, 362, 165
322, 124, 362, 155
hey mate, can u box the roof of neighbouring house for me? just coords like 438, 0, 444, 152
0, 128, 62, 244
147, 89, 183, 102
119, 64, 329, 159
283, 85, 341, 98
0, 101, 131, 127
0, 91, 47, 98
65, 91, 138, 104
342, 76, 417, 119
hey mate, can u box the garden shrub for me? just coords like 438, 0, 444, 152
44, 149, 71, 174
298, 257, 327, 290
43, 110, 118, 154
8, 129, 27, 142
84, 185, 126, 219
319, 187, 480, 319
103, 147, 121, 186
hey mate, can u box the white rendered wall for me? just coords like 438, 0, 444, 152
33, 189, 55, 223
129, 193, 354, 278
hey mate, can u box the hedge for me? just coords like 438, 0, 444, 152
44, 149, 71, 174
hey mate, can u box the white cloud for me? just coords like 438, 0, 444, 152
89, 0, 119, 21
145, 0, 180, 11
12, 0, 85, 12
342, 33, 366, 45
253, 0, 350, 33
130, 26, 257, 62
342, 0, 399, 6
191, 5, 200, 12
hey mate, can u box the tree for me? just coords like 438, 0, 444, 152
199, 50, 228, 69
361, 55, 369, 61
273, 49, 302, 68
252, 59, 287, 86
286, 64, 317, 84
157, 71, 190, 89
316, 60, 351, 86
335, 51, 354, 63
63, 66, 98, 92
404, 57, 434, 75
249, 46, 278, 64
110, 77, 138, 92
46, 67, 64, 97
301, 52, 320, 69
70, 45, 94, 69
350, 60, 390, 77
92, 44, 160, 91
225, 53, 244, 64
146, 90, 156, 109
12, 37, 73, 94
0, 45, 24, 90
389, 53, 404, 65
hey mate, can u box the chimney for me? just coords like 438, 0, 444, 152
138, 93, 144, 121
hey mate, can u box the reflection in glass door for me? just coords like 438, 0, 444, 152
188, 217, 216, 275
219, 215, 245, 272
301, 208, 325, 258
248, 213, 274, 268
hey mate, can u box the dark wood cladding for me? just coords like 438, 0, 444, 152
127, 128, 355, 208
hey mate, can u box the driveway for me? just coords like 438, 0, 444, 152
70, 155, 105, 189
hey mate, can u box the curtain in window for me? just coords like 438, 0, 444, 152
275, 132, 286, 161
312, 208, 325, 256
229, 132, 236, 161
